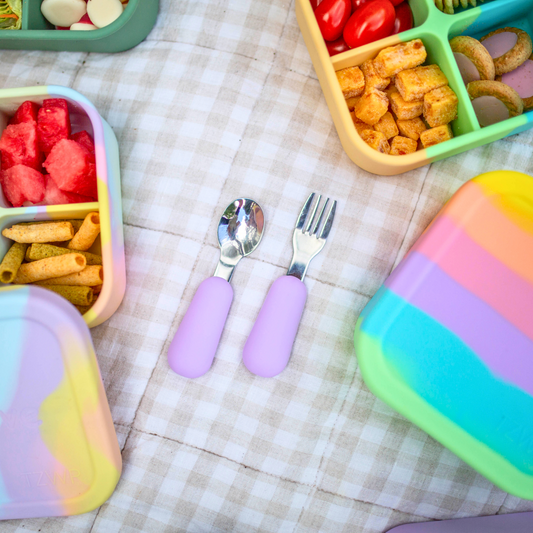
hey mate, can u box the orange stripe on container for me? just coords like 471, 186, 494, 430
444, 182, 533, 285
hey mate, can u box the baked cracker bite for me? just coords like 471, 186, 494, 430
373, 39, 427, 79
466, 80, 523, 127
355, 89, 389, 125
360, 130, 391, 154
373, 112, 399, 140
424, 85, 458, 127
396, 117, 427, 141
396, 64, 449, 102
361, 59, 390, 91
449, 36, 495, 83
389, 90, 424, 120
336, 66, 365, 99
480, 27, 533, 76
390, 136, 418, 155
420, 124, 454, 148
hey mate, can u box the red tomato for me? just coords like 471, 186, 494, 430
389, 0, 405, 5
392, 1, 413, 34
310, 0, 323, 9
326, 37, 350, 56
315, 0, 351, 42
343, 0, 395, 49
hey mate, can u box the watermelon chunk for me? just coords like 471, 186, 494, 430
70, 130, 95, 154
40, 174, 94, 206
43, 139, 97, 199
9, 101, 40, 125
43, 98, 69, 111
37, 104, 71, 153
0, 121, 42, 171
0, 165, 45, 207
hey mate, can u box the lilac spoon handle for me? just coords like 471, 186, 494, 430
168, 276, 233, 378
243, 275, 307, 377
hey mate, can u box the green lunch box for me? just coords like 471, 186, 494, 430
0, 0, 159, 52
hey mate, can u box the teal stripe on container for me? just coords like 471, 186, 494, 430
360, 288, 533, 475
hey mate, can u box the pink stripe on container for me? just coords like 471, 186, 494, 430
413, 214, 533, 342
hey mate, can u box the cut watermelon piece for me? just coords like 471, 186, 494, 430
40, 174, 94, 205
43, 139, 97, 199
70, 130, 95, 154
43, 98, 69, 111
9, 101, 40, 125
37, 104, 71, 153
0, 121, 42, 171
0, 165, 45, 207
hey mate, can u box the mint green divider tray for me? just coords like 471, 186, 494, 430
296, 0, 533, 175
0, 0, 159, 52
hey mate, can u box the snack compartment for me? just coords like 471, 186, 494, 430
0, 89, 98, 210
450, 0, 533, 38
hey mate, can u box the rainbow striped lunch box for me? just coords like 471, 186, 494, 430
0, 85, 126, 328
296, 0, 533, 175
354, 170, 533, 499
0, 285, 121, 520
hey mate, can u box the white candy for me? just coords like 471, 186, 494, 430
70, 23, 98, 31
87, 0, 123, 29
41, 0, 87, 28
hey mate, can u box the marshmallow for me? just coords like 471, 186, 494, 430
41, 0, 87, 28
86, 0, 123, 29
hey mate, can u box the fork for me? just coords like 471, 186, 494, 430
243, 193, 337, 377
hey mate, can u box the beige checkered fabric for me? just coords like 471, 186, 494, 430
2, 0, 533, 531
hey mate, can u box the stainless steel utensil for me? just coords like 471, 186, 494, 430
243, 193, 336, 377
168, 198, 265, 378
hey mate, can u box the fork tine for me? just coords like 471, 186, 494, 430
311, 198, 329, 236
295, 193, 315, 231
304, 194, 322, 233
319, 200, 336, 240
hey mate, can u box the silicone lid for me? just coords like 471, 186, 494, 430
0, 286, 121, 520
355, 171, 533, 500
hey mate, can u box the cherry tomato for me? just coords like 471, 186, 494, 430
343, 0, 395, 49
389, 0, 405, 6
315, 0, 351, 42
326, 36, 350, 56
392, 1, 413, 34
310, 0, 323, 9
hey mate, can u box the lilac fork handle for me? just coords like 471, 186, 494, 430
168, 276, 233, 378
243, 276, 307, 377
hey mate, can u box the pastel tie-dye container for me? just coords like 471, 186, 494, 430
0, 85, 126, 328
354, 170, 533, 499
0, 285, 122, 520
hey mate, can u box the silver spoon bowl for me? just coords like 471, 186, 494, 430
214, 199, 264, 281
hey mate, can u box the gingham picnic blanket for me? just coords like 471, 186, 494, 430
3, 1, 533, 532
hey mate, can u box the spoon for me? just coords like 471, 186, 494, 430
168, 198, 265, 378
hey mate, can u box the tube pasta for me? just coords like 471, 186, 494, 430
2, 222, 74, 243
67, 212, 100, 251
13, 253, 86, 284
